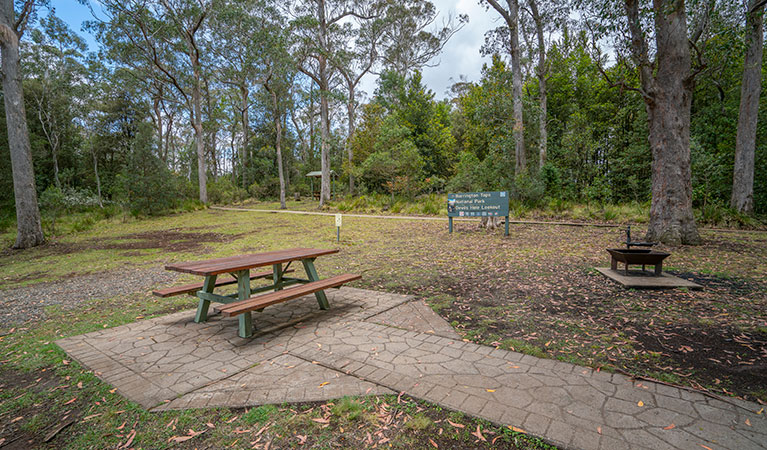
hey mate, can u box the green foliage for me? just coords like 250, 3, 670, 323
208, 177, 248, 205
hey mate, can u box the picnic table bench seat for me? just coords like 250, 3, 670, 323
215, 273, 361, 318
152, 268, 294, 298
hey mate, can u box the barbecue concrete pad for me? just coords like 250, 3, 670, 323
58, 287, 766, 450
596, 267, 703, 289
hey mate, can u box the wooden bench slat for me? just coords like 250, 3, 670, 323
152, 269, 294, 298
217, 273, 361, 317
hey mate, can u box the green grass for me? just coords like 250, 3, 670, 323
1, 206, 766, 447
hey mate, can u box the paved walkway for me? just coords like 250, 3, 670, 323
57, 288, 767, 450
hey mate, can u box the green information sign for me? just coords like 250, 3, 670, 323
447, 191, 510, 236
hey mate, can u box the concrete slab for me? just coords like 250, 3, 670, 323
58, 286, 767, 450
596, 267, 703, 290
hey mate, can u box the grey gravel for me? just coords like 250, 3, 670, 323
0, 267, 179, 328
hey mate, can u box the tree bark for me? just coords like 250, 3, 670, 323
731, 0, 764, 213
92, 148, 103, 208
529, 0, 547, 169
625, 0, 700, 245
267, 86, 287, 209
317, 0, 331, 207
1, 0, 44, 248
486, 0, 526, 174
346, 84, 355, 195
190, 46, 207, 203
240, 84, 249, 190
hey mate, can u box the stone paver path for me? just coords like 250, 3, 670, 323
57, 287, 767, 450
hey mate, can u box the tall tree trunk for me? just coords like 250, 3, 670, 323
486, 0, 526, 174
318, 0, 331, 206
626, 0, 700, 245
92, 148, 103, 208
273, 93, 287, 210
346, 83, 355, 195
731, 0, 764, 213
1, 0, 44, 248
529, 0, 547, 169
153, 94, 164, 160
191, 48, 207, 203
240, 84, 248, 190
509, 0, 525, 174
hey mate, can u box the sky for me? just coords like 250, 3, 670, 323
47, 0, 501, 100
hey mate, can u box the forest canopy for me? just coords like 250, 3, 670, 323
1, 0, 765, 244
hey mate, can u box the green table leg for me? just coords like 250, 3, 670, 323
237, 269, 253, 338
302, 258, 330, 310
273, 263, 283, 291
195, 274, 217, 323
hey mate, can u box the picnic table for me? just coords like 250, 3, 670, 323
154, 248, 360, 338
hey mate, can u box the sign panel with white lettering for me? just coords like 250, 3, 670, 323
447, 191, 509, 218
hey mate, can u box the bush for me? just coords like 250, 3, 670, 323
208, 178, 248, 205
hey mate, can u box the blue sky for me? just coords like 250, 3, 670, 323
46, 0, 498, 100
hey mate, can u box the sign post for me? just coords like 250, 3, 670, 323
447, 191, 510, 236
335, 214, 342, 242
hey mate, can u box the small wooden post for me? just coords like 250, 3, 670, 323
505, 216, 509, 236
449, 217, 453, 233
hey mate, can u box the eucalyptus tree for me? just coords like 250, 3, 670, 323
25, 13, 88, 189
93, 0, 212, 203
520, 0, 566, 170
732, 0, 766, 213
580, 0, 721, 245
481, 0, 526, 175
290, 0, 371, 206
333, 0, 465, 194
379, 0, 467, 77
209, 0, 273, 189
0, 0, 44, 248
262, 50, 297, 210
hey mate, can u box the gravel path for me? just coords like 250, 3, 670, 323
0, 267, 179, 329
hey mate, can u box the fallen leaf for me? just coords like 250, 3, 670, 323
597, 427, 602, 435
699, 445, 713, 450
62, 360, 70, 365
120, 429, 136, 449
318, 382, 329, 388
312, 417, 329, 424
11, 416, 23, 423
64, 397, 77, 405
447, 419, 464, 429
206, 422, 215, 428
757, 408, 763, 415
77, 381, 83, 389
664, 424, 676, 430
745, 419, 751, 426
510, 426, 526, 434
486, 389, 496, 393
471, 424, 486, 441
637, 401, 644, 407
429, 438, 438, 448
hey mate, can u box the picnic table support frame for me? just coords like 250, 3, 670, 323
449, 217, 453, 233
236, 269, 253, 338
195, 275, 217, 323
273, 263, 284, 291
505, 215, 509, 236
302, 258, 330, 310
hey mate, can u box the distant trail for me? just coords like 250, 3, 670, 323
211, 206, 766, 234
211, 206, 619, 228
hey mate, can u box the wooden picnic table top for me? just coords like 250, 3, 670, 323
165, 248, 339, 276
